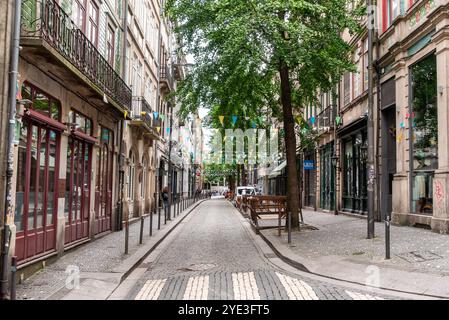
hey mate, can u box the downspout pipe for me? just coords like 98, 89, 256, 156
154, 0, 163, 225
1, 0, 21, 300
117, 0, 129, 231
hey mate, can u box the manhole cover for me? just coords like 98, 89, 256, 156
178, 263, 217, 272
396, 251, 443, 263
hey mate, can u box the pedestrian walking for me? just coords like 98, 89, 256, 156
162, 186, 169, 218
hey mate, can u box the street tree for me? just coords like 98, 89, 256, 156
166, 0, 361, 229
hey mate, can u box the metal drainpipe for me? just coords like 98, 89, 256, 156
1, 0, 21, 300
117, 0, 129, 232
154, 1, 163, 229
367, 0, 376, 239
167, 100, 173, 221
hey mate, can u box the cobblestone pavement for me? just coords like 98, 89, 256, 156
269, 209, 449, 275
124, 200, 400, 300
16, 202, 184, 300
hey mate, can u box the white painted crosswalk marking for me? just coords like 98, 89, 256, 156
345, 290, 384, 300
183, 275, 209, 300
275, 272, 319, 300
231, 272, 260, 300
135, 279, 167, 300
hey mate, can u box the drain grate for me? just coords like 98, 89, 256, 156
396, 250, 443, 263
178, 263, 217, 272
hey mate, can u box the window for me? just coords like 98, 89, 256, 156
411, 54, 437, 214
344, 72, 351, 106
21, 82, 61, 121
128, 150, 135, 201
87, 1, 99, 47
362, 39, 369, 92
383, 0, 400, 30
141, 156, 147, 198
68, 110, 93, 135
74, 0, 86, 30
352, 49, 361, 99
106, 25, 115, 67
137, 60, 143, 96
132, 53, 138, 95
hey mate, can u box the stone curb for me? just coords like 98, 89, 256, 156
258, 229, 449, 299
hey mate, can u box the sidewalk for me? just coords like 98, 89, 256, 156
259, 209, 449, 298
15, 199, 204, 300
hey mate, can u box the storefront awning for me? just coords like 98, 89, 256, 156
269, 160, 287, 178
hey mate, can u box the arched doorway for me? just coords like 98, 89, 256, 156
95, 126, 114, 234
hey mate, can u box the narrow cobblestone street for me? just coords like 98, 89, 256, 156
117, 199, 400, 300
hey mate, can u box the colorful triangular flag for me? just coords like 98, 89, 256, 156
219, 115, 225, 126
153, 112, 159, 120
232, 115, 238, 125
310, 116, 316, 125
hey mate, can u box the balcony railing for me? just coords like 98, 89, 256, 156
316, 105, 335, 131
131, 96, 156, 129
20, 0, 132, 110
160, 64, 174, 89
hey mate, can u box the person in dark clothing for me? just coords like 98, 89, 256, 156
162, 186, 169, 218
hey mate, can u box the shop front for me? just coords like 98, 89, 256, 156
14, 82, 64, 263
341, 124, 368, 215
319, 143, 335, 211
409, 53, 438, 215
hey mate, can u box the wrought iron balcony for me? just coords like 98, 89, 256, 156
130, 96, 159, 139
160, 64, 174, 91
316, 105, 335, 132
20, 0, 132, 111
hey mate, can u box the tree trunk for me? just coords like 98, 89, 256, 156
279, 63, 300, 230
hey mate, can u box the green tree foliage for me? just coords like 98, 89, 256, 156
165, 0, 361, 229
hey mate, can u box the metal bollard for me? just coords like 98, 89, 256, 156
158, 203, 161, 230
385, 215, 391, 260
139, 216, 144, 244
125, 219, 129, 254
10, 256, 17, 300
288, 210, 292, 244
149, 207, 153, 237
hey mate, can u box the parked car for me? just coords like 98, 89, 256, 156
234, 186, 256, 206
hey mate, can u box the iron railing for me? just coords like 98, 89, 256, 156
20, 0, 132, 110
316, 105, 335, 130
131, 96, 157, 129
160, 64, 174, 89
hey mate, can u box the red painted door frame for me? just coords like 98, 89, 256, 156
64, 137, 92, 245
15, 119, 60, 263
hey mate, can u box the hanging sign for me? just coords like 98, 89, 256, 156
304, 160, 315, 170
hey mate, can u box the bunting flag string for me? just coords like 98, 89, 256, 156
231, 115, 238, 126
219, 115, 225, 126
153, 112, 159, 120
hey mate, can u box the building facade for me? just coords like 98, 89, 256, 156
0, 0, 191, 281
303, 0, 449, 234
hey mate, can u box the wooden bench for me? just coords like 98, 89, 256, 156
248, 196, 287, 236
